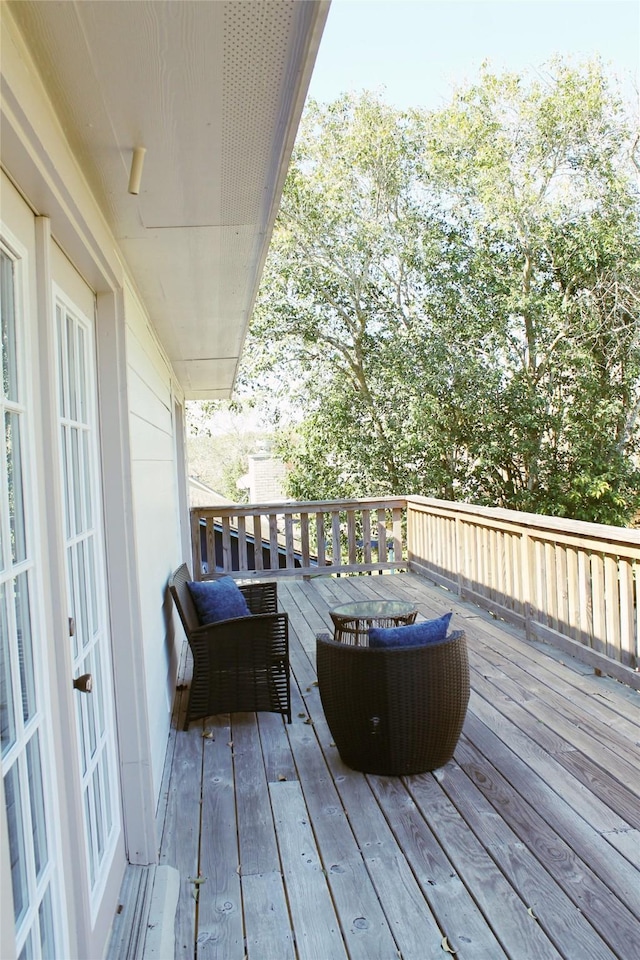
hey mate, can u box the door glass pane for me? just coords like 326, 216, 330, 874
81, 431, 91, 530
1, 251, 18, 402
101, 749, 113, 836
60, 427, 71, 538
56, 305, 65, 417
67, 544, 79, 662
14, 572, 36, 725
76, 540, 89, 649
70, 427, 82, 534
78, 688, 88, 778
93, 642, 106, 736
92, 763, 105, 860
26, 731, 48, 877
66, 313, 76, 422
0, 582, 16, 754
39, 886, 55, 959
18, 929, 34, 960
5, 761, 28, 925
86, 536, 97, 635
6, 411, 27, 564
77, 326, 87, 425
84, 790, 95, 888
84, 653, 97, 758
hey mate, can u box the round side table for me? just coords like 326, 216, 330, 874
329, 599, 417, 646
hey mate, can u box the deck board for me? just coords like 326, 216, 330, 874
198, 715, 244, 960
270, 780, 348, 960
159, 572, 639, 959
242, 871, 295, 960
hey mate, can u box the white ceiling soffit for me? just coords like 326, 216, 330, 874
9, 0, 330, 399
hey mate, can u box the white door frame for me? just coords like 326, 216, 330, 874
94, 286, 157, 864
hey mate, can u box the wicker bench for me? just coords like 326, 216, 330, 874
316, 630, 469, 774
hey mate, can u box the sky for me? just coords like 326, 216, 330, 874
307, 0, 640, 110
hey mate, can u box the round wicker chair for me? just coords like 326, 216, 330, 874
316, 630, 470, 775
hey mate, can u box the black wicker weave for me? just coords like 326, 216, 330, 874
316, 630, 469, 774
169, 564, 291, 730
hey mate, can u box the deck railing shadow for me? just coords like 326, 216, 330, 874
190, 496, 640, 690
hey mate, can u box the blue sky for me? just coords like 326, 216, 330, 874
307, 0, 640, 109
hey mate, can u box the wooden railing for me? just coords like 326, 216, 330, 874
190, 495, 639, 688
190, 497, 407, 579
407, 496, 639, 687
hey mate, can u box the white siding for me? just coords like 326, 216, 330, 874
124, 282, 183, 798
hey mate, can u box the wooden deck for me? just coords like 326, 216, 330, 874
157, 572, 640, 960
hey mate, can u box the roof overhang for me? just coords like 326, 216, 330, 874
6, 0, 329, 399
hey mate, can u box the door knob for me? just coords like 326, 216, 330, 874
73, 673, 93, 693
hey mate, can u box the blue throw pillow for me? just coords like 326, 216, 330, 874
368, 612, 453, 648
187, 577, 251, 625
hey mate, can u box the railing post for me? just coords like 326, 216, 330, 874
520, 529, 533, 641
190, 510, 201, 578
316, 512, 326, 568
455, 513, 463, 599
619, 558, 636, 667
377, 509, 387, 564
331, 510, 341, 568
363, 509, 372, 565
300, 512, 310, 567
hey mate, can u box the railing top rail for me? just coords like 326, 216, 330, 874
407, 496, 640, 547
192, 496, 408, 516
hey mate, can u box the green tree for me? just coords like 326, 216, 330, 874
244, 62, 640, 525
245, 93, 457, 496
420, 59, 640, 521
186, 400, 260, 503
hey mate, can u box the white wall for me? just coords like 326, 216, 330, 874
124, 281, 183, 798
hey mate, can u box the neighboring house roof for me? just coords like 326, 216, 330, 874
188, 477, 234, 508
6, 0, 330, 400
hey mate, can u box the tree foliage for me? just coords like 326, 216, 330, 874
186, 401, 259, 502
243, 61, 640, 525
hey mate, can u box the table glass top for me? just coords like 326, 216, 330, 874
330, 600, 417, 619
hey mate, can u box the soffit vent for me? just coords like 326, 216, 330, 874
221, 1, 296, 225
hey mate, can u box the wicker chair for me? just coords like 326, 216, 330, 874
316, 630, 469, 774
169, 564, 291, 730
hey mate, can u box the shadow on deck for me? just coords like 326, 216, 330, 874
156, 572, 640, 960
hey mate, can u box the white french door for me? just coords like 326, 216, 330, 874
54, 288, 120, 906
1, 238, 66, 957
